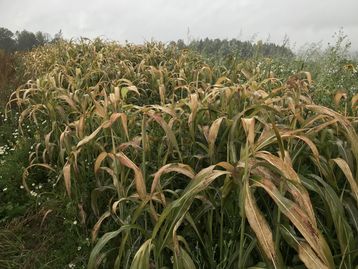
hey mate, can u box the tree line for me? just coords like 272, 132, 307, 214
0, 27, 63, 53
1, 26, 294, 59
172, 38, 294, 59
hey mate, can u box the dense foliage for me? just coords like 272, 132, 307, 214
0, 27, 61, 53
186, 38, 294, 59
1, 39, 358, 268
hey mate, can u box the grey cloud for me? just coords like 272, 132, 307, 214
0, 0, 357, 50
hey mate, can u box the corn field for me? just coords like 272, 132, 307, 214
4, 39, 358, 268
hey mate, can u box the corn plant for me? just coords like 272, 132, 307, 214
7, 39, 358, 268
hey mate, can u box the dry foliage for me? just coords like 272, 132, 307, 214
7, 39, 358, 268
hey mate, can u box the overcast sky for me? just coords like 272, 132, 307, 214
1, 0, 357, 51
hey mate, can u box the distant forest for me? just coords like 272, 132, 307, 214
175, 38, 294, 59
0, 27, 65, 53
0, 27, 293, 58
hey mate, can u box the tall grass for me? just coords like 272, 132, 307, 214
6, 39, 358, 268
